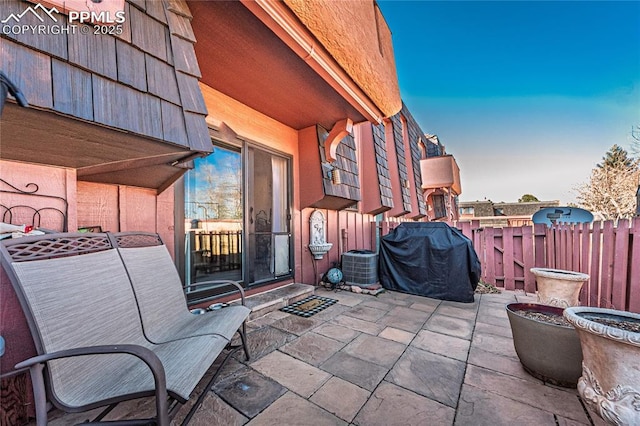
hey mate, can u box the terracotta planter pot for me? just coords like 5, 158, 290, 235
531, 268, 589, 308
564, 307, 640, 426
506, 303, 583, 388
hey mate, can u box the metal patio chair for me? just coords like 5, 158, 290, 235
110, 232, 251, 360
0, 233, 229, 425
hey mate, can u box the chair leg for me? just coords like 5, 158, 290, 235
29, 364, 48, 426
239, 322, 250, 361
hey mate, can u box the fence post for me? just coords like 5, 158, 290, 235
545, 225, 555, 269
628, 217, 640, 313
533, 224, 546, 268
579, 222, 591, 305
588, 221, 602, 308
522, 226, 535, 293
503, 227, 515, 290
612, 219, 630, 311
571, 223, 581, 272
600, 220, 615, 308
484, 227, 496, 285
458, 221, 472, 240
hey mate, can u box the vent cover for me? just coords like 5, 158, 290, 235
341, 251, 378, 287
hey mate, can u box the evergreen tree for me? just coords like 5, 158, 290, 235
518, 194, 539, 202
597, 144, 635, 169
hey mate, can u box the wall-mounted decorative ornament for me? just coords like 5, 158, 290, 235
309, 210, 332, 259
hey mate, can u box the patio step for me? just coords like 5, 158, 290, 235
244, 283, 315, 320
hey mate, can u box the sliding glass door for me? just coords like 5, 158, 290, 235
246, 147, 291, 284
184, 144, 243, 291
183, 140, 291, 298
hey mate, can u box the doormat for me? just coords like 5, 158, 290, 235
280, 295, 338, 318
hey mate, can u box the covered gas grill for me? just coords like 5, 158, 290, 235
379, 222, 481, 303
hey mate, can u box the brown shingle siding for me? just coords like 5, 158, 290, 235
51, 59, 93, 120
145, 0, 167, 24
175, 71, 207, 114
183, 111, 210, 151
114, 2, 133, 43
372, 123, 394, 209
160, 100, 188, 145
145, 53, 180, 104
313, 126, 362, 203
0, 0, 212, 153
129, 0, 146, 12
166, 12, 196, 43
170, 36, 200, 77
68, 30, 118, 80
92, 76, 162, 139
2, 0, 68, 59
116, 39, 147, 91
130, 5, 168, 61
389, 114, 412, 213
401, 105, 428, 217
166, 0, 193, 18
1, 39, 53, 109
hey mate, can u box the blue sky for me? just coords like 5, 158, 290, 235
377, 1, 640, 203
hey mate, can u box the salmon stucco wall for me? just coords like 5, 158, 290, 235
298, 208, 376, 285
284, 0, 402, 118
0, 161, 78, 379
76, 182, 176, 258
199, 83, 382, 286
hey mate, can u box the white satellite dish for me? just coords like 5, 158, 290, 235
532, 207, 594, 226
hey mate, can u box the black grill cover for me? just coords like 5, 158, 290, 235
379, 222, 481, 303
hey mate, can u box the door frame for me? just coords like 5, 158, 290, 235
176, 129, 294, 301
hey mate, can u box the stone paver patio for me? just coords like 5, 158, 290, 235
44, 289, 607, 426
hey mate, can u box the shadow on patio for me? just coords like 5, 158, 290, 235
42, 289, 606, 426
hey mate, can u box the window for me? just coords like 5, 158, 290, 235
432, 194, 447, 219
459, 206, 475, 215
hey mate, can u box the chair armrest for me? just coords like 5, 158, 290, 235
16, 344, 169, 426
184, 280, 246, 305
16, 344, 163, 370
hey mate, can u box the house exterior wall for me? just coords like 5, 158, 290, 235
458, 200, 561, 227
1, 0, 209, 153
283, 0, 401, 118
0, 0, 463, 419
0, 162, 75, 386
200, 83, 377, 287
357, 122, 394, 215
386, 114, 412, 216
402, 105, 428, 219
1, 2, 206, 415
76, 182, 176, 256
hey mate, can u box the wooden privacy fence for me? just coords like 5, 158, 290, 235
455, 217, 640, 313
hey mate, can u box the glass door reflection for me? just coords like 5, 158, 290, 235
184, 145, 243, 291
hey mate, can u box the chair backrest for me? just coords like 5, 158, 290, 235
110, 232, 190, 341
0, 233, 148, 404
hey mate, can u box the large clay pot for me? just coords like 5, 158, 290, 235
531, 268, 589, 308
506, 303, 583, 388
564, 307, 640, 426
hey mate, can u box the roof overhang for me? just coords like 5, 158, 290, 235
188, 0, 383, 130
0, 104, 202, 193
